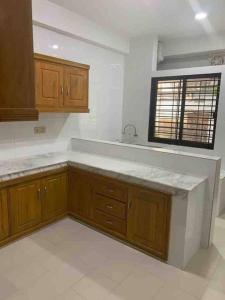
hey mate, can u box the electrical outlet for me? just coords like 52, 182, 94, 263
34, 126, 46, 134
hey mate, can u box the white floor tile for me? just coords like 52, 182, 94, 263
55, 288, 85, 300
4, 261, 47, 289
0, 275, 18, 300
108, 268, 163, 300
72, 271, 118, 300
153, 285, 198, 300
0, 217, 224, 300
96, 258, 136, 282
201, 287, 225, 300
26, 264, 83, 300
185, 246, 222, 279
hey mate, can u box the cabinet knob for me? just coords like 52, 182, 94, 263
105, 220, 113, 225
106, 204, 113, 210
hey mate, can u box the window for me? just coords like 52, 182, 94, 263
148, 73, 221, 149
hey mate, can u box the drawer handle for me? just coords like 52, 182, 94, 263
105, 220, 113, 225
106, 187, 115, 193
106, 204, 113, 209
128, 199, 132, 210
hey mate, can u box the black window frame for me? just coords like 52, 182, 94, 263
148, 73, 221, 150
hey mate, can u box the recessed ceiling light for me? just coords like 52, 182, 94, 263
52, 44, 59, 49
195, 12, 208, 20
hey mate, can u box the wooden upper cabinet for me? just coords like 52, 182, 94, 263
0, 0, 38, 121
127, 187, 171, 260
34, 54, 90, 113
0, 190, 9, 241
42, 173, 68, 221
35, 61, 64, 109
64, 66, 88, 108
10, 180, 42, 234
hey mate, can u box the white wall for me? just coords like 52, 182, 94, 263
158, 53, 210, 70
32, 0, 129, 54
122, 34, 225, 169
122, 35, 158, 143
162, 34, 225, 57
0, 25, 125, 159
158, 34, 225, 70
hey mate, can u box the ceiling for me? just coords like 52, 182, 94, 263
49, 0, 225, 40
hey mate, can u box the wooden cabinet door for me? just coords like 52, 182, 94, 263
10, 180, 42, 234
0, 0, 38, 121
0, 190, 9, 241
69, 170, 92, 220
127, 187, 171, 260
35, 60, 64, 109
42, 173, 68, 221
64, 66, 88, 109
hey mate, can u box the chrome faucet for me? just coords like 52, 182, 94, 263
122, 124, 138, 137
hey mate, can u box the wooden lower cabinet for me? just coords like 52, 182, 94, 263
91, 188, 127, 238
68, 168, 171, 260
0, 189, 9, 240
127, 187, 171, 260
8, 170, 67, 236
42, 172, 68, 221
1, 166, 171, 261
10, 179, 42, 234
69, 170, 92, 220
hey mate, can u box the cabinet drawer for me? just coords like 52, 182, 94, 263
93, 194, 126, 219
93, 210, 126, 235
94, 180, 127, 203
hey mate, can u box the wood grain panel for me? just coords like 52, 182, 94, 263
35, 61, 64, 109
127, 187, 171, 260
93, 178, 128, 203
64, 66, 89, 108
69, 170, 93, 220
0, 0, 38, 121
34, 53, 90, 70
93, 209, 126, 236
93, 193, 126, 219
10, 180, 42, 234
0, 190, 9, 240
42, 173, 68, 221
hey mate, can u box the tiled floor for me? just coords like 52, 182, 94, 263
1, 215, 225, 300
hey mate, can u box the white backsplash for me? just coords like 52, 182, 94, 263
0, 25, 125, 160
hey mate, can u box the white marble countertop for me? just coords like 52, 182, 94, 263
0, 151, 206, 196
